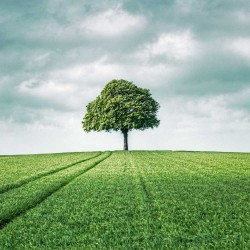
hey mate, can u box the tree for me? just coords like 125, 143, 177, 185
82, 79, 160, 150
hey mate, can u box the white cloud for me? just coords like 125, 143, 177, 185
17, 79, 78, 109
162, 95, 250, 134
130, 63, 179, 88
24, 6, 145, 45
18, 79, 74, 97
228, 37, 250, 61
81, 6, 145, 37
17, 58, 129, 110
49, 57, 125, 87
137, 30, 200, 62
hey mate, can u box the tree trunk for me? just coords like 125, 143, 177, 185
122, 130, 128, 150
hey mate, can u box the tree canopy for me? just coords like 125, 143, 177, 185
82, 79, 160, 150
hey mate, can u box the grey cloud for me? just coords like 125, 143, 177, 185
169, 52, 250, 96
0, 0, 250, 153
225, 88, 250, 114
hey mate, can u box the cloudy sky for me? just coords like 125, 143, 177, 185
1, 0, 250, 154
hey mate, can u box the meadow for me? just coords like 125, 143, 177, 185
0, 151, 249, 249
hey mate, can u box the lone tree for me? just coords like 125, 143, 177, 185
82, 79, 160, 150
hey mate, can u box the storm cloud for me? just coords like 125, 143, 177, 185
0, 0, 250, 154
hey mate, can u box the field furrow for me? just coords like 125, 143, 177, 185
0, 152, 111, 229
0, 151, 249, 249
128, 153, 162, 241
0, 152, 100, 193
151, 151, 250, 180
130, 151, 250, 249
0, 152, 102, 194
0, 152, 153, 248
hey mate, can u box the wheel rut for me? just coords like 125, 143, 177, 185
128, 152, 161, 235
138, 174, 159, 222
0, 152, 112, 230
0, 152, 102, 194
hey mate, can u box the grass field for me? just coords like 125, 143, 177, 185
0, 151, 249, 249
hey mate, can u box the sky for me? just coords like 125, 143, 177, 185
0, 0, 250, 154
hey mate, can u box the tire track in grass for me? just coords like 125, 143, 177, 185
132, 152, 170, 245
138, 175, 153, 208
128, 152, 160, 242
137, 174, 161, 232
0, 152, 102, 194
0, 152, 112, 230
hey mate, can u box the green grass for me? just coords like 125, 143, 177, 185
0, 151, 249, 249
0, 151, 100, 193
